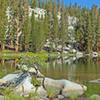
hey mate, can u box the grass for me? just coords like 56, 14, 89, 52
0, 50, 75, 58
84, 83, 100, 97
4, 94, 26, 100
69, 93, 78, 100
46, 87, 57, 99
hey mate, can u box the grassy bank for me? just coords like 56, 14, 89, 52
0, 50, 100, 58
0, 50, 75, 58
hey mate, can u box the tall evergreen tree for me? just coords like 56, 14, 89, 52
0, 0, 8, 51
60, 0, 68, 53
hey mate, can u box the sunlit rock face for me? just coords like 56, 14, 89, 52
29, 7, 46, 19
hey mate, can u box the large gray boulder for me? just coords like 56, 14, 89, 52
44, 78, 87, 97
62, 80, 87, 97
14, 75, 35, 96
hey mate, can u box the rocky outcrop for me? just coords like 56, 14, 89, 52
0, 66, 87, 99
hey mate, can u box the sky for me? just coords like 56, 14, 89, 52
30, 0, 100, 9
53, 0, 100, 9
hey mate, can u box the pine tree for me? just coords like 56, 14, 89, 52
38, 0, 41, 8
96, 14, 100, 52
57, 0, 60, 11
42, 0, 45, 9
52, 3, 59, 51
20, 0, 30, 51
60, 0, 68, 53
91, 5, 97, 51
30, 11, 36, 52
0, 0, 8, 51
87, 12, 92, 52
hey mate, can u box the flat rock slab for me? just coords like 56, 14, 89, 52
89, 79, 100, 83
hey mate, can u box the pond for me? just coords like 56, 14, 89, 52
0, 56, 100, 97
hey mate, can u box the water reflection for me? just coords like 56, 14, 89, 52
0, 57, 100, 83
0, 59, 17, 78
39, 56, 100, 83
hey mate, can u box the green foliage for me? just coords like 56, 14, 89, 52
1, 0, 100, 53
47, 87, 57, 99
69, 93, 78, 100
29, 91, 37, 97
29, 91, 39, 100
84, 83, 100, 97
30, 96, 39, 100
4, 94, 26, 100
32, 78, 41, 86
3, 88, 13, 96
89, 96, 98, 100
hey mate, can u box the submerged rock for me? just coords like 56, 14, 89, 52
57, 95, 64, 99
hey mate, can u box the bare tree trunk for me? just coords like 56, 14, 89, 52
1, 59, 5, 66
97, 40, 99, 52
10, 40, 13, 47
15, 16, 19, 52
1, 42, 5, 51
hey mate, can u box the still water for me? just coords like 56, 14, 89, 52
39, 56, 100, 83
0, 57, 100, 83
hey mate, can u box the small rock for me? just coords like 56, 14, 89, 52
90, 94, 100, 100
0, 95, 4, 100
92, 52, 98, 57
28, 67, 37, 74
53, 98, 59, 100
22, 65, 28, 71
37, 86, 48, 98
57, 95, 64, 99
89, 79, 100, 83
40, 97, 49, 100
76, 52, 83, 58
0, 79, 7, 84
